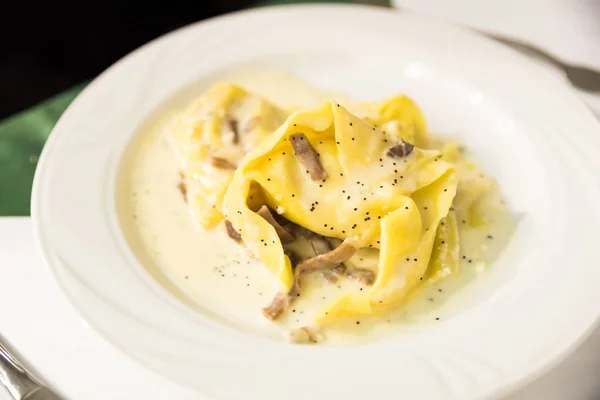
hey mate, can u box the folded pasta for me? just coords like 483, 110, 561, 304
222, 100, 458, 322
166, 82, 288, 229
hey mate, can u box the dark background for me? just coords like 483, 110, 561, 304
0, 0, 256, 120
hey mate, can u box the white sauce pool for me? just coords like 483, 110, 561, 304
117, 71, 516, 345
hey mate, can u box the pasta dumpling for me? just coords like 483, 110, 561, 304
166, 82, 288, 228
222, 100, 458, 322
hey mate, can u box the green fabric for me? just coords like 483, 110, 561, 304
0, 83, 87, 216
0, 0, 356, 216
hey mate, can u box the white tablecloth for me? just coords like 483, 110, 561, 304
1, 218, 600, 399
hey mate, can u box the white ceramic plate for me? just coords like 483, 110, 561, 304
31, 4, 600, 400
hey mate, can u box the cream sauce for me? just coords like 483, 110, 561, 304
118, 71, 516, 345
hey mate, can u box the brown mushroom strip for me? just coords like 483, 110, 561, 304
347, 268, 376, 286
386, 140, 415, 158
262, 292, 294, 321
310, 235, 333, 255
177, 170, 187, 202
257, 206, 295, 243
294, 239, 357, 290
310, 236, 346, 284
228, 118, 239, 144
286, 222, 316, 240
210, 157, 237, 170
332, 264, 346, 274
288, 327, 321, 344
177, 181, 187, 203
289, 133, 328, 181
224, 220, 242, 243
321, 270, 339, 284
243, 116, 260, 133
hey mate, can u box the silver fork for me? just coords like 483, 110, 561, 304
0, 338, 62, 400
490, 35, 600, 93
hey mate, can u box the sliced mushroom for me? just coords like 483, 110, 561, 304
321, 270, 339, 284
331, 264, 346, 274
177, 181, 187, 203
224, 220, 242, 243
286, 222, 316, 240
228, 118, 239, 144
288, 326, 321, 344
262, 292, 294, 321
294, 239, 357, 291
386, 140, 415, 158
177, 170, 187, 202
309, 236, 347, 284
347, 268, 375, 286
310, 235, 333, 255
210, 157, 237, 170
290, 133, 328, 181
257, 206, 295, 243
